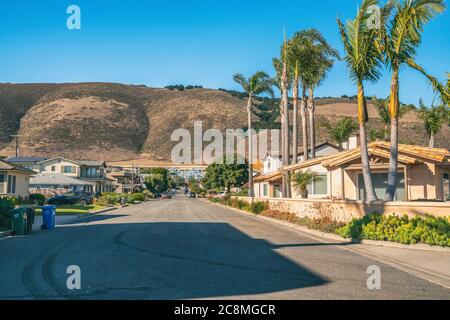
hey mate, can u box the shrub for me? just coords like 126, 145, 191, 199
337, 214, 450, 247
29, 194, 46, 206
250, 201, 268, 214
0, 197, 16, 229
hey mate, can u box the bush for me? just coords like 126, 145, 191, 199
336, 213, 450, 247
250, 201, 267, 214
29, 194, 46, 205
0, 197, 16, 229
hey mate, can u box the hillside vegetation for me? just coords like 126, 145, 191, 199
0, 83, 448, 161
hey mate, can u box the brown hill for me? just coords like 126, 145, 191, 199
0, 83, 448, 161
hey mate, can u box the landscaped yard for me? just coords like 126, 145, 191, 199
35, 205, 107, 216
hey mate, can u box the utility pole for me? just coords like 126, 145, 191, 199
10, 135, 23, 158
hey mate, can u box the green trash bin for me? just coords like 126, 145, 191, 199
9, 208, 28, 236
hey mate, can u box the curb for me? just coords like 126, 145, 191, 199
205, 200, 450, 253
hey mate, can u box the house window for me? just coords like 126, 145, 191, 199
274, 185, 282, 198
7, 175, 16, 194
443, 173, 449, 201
62, 166, 76, 174
51, 166, 56, 172
0, 174, 5, 193
263, 184, 269, 197
358, 172, 405, 201
85, 167, 98, 178
307, 174, 328, 195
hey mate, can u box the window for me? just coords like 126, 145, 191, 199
443, 173, 449, 201
86, 167, 98, 178
263, 184, 269, 197
274, 185, 282, 198
51, 166, 56, 172
7, 175, 16, 194
62, 166, 76, 174
358, 172, 405, 201
0, 174, 5, 193
306, 174, 328, 196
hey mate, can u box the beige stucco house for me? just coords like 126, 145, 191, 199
0, 160, 35, 198
254, 141, 450, 202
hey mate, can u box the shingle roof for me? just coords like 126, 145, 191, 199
30, 173, 94, 186
5, 156, 48, 163
0, 160, 36, 175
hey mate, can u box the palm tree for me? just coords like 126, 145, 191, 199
291, 171, 316, 198
233, 72, 274, 198
372, 96, 410, 140
383, 0, 446, 201
337, 0, 392, 202
418, 99, 446, 147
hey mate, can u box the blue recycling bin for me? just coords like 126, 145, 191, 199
41, 205, 56, 230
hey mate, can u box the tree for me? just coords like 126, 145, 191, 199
372, 96, 410, 140
418, 99, 447, 147
291, 171, 316, 198
337, 0, 392, 202
324, 117, 358, 147
144, 173, 168, 194
233, 71, 274, 198
202, 162, 248, 192
383, 0, 446, 201
293, 29, 339, 159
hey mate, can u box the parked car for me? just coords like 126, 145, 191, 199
161, 191, 172, 200
215, 191, 229, 199
46, 191, 93, 206
187, 192, 197, 199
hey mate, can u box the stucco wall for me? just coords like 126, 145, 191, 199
236, 196, 450, 223
40, 159, 79, 177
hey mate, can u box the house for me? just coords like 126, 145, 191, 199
255, 142, 342, 198
0, 159, 35, 198
29, 173, 95, 195
106, 171, 142, 194
255, 141, 450, 202
35, 157, 114, 194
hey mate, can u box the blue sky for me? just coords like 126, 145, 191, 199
0, 0, 448, 105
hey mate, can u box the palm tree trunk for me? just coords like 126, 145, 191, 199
301, 85, 308, 161
308, 86, 316, 159
281, 48, 290, 198
358, 84, 377, 202
292, 73, 299, 164
247, 96, 254, 198
429, 132, 435, 148
386, 69, 399, 201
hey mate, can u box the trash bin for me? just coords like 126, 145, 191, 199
9, 208, 28, 236
26, 208, 35, 233
40, 205, 56, 230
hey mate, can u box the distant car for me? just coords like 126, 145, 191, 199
216, 191, 229, 199
161, 191, 172, 200
187, 192, 197, 199
46, 191, 93, 206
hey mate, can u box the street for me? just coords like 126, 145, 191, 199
0, 196, 449, 300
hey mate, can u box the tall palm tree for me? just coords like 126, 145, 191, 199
233, 72, 274, 198
272, 56, 292, 197
337, 0, 392, 202
383, 0, 446, 201
418, 99, 446, 147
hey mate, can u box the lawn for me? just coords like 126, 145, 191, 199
35, 205, 107, 216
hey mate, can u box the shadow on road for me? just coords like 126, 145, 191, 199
1, 221, 329, 299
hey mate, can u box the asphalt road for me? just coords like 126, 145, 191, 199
0, 196, 449, 300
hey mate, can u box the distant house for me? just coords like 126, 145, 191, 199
0, 160, 35, 198
35, 157, 114, 194
254, 141, 450, 202
29, 173, 95, 195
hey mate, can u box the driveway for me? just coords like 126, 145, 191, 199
0, 197, 449, 300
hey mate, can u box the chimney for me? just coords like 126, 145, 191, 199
347, 134, 360, 150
